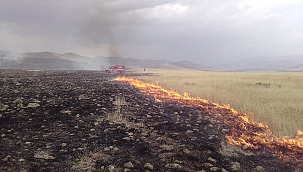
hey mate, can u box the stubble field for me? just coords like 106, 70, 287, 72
132, 69, 303, 137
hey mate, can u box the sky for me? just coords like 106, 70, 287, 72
0, 0, 302, 65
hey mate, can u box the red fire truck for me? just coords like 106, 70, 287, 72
105, 65, 125, 73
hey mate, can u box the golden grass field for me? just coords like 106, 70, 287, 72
131, 68, 303, 137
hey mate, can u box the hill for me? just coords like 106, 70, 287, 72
0, 51, 204, 70
216, 55, 303, 71
3, 50, 301, 71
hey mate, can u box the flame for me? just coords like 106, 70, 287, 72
115, 76, 303, 161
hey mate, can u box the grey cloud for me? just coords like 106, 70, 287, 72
0, 1, 78, 37
0, 0, 302, 65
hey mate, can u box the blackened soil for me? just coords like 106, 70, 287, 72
0, 70, 301, 172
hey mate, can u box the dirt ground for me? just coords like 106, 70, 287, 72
0, 70, 301, 172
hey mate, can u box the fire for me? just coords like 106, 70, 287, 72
115, 76, 303, 160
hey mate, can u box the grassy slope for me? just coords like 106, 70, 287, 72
131, 68, 303, 137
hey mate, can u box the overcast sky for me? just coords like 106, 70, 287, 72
0, 0, 302, 65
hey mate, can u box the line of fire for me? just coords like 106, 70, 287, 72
115, 76, 303, 164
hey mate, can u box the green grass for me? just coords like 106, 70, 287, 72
132, 69, 303, 137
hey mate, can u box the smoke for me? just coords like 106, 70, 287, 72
79, 2, 119, 58
80, 16, 121, 66
78, 0, 154, 66
0, 50, 22, 66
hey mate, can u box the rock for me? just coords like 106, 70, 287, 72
78, 94, 89, 100
208, 135, 214, 140
210, 119, 216, 124
103, 147, 111, 152
19, 158, 25, 162
124, 162, 134, 168
220, 142, 255, 157
183, 149, 190, 154
13, 98, 24, 110
202, 163, 213, 168
208, 157, 217, 163
186, 130, 193, 134
222, 168, 228, 172
255, 165, 265, 172
0, 114, 2, 118
2, 155, 11, 161
27, 103, 40, 108
60, 109, 71, 115
144, 163, 154, 170
210, 167, 220, 171
0, 104, 9, 111
165, 163, 181, 169
31, 99, 41, 103
242, 145, 248, 150
230, 162, 241, 171
34, 151, 55, 160
123, 137, 131, 141
175, 160, 183, 164
108, 165, 115, 172
1, 134, 5, 137
61, 143, 67, 147
221, 129, 229, 133
160, 145, 174, 151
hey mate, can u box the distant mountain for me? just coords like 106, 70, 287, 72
290, 63, 303, 71
6, 51, 301, 71
20, 52, 80, 70
0, 51, 173, 70
89, 56, 169, 68
157, 60, 212, 70
62, 52, 86, 59
170, 60, 211, 70
216, 55, 303, 71
0, 51, 104, 70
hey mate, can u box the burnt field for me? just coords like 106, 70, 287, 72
0, 70, 301, 172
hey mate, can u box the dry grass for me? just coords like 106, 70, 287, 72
106, 94, 144, 129
132, 68, 303, 137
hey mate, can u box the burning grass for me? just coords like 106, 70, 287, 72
130, 69, 303, 137
115, 76, 303, 164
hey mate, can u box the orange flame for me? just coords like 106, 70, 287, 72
115, 76, 303, 160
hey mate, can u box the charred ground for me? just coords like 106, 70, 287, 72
0, 70, 301, 171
